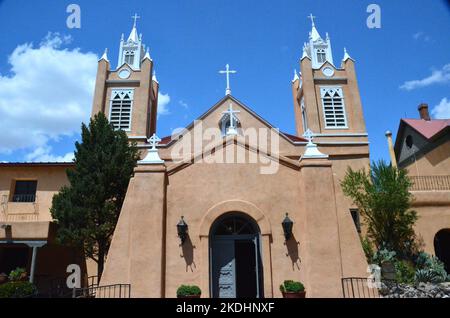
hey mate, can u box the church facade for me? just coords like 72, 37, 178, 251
97, 18, 371, 297
0, 17, 379, 298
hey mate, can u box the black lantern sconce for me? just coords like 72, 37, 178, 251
177, 216, 188, 245
282, 213, 293, 241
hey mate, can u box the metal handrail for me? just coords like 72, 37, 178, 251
341, 277, 380, 298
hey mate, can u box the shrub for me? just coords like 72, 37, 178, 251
361, 237, 374, 264
414, 253, 448, 284
394, 260, 415, 284
8, 268, 27, 282
0, 281, 37, 298
176, 285, 201, 297
279, 280, 305, 293
372, 248, 396, 265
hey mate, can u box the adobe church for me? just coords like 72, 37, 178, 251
96, 16, 371, 298
1, 16, 374, 298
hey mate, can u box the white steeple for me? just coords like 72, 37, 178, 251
117, 13, 146, 70
304, 14, 334, 69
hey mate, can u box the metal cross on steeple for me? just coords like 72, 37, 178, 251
219, 64, 237, 96
131, 13, 140, 27
148, 133, 161, 150
307, 13, 316, 26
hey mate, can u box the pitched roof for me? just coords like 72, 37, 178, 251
402, 118, 450, 140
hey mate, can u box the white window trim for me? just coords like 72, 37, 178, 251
320, 86, 349, 129
109, 88, 134, 132
300, 97, 308, 130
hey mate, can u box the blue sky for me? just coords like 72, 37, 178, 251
0, 0, 449, 162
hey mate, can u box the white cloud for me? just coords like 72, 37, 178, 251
413, 31, 431, 42
0, 32, 97, 159
400, 64, 450, 91
179, 100, 189, 109
25, 146, 74, 162
431, 97, 450, 119
157, 92, 170, 116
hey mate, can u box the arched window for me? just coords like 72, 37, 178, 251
124, 51, 135, 65
211, 213, 259, 236
301, 98, 308, 130
317, 49, 326, 64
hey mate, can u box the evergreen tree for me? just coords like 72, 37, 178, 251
51, 113, 139, 278
341, 160, 418, 258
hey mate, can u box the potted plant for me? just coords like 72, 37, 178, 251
0, 273, 8, 285
280, 280, 306, 298
8, 268, 27, 282
176, 285, 201, 298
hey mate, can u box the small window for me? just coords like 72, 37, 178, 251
350, 209, 361, 233
405, 135, 413, 149
301, 98, 308, 130
124, 51, 135, 65
12, 180, 37, 203
317, 49, 326, 64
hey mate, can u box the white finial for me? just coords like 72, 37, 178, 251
131, 13, 140, 28
219, 64, 237, 96
152, 70, 158, 83
301, 45, 309, 60
222, 103, 241, 136
343, 47, 353, 62
120, 33, 124, 41
292, 69, 299, 82
139, 133, 164, 164
100, 48, 109, 61
301, 129, 328, 159
143, 48, 152, 61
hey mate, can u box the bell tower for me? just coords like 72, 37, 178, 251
292, 15, 368, 144
91, 14, 159, 146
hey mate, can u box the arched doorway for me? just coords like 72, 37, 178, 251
434, 229, 450, 274
209, 212, 263, 298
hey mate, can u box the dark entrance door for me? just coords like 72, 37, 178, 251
434, 229, 450, 274
210, 213, 263, 298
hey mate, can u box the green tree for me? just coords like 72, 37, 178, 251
51, 113, 139, 278
341, 160, 418, 258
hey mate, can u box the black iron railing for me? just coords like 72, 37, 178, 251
70, 284, 131, 298
12, 194, 36, 202
341, 277, 379, 298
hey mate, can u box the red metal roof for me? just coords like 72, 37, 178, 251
402, 118, 450, 140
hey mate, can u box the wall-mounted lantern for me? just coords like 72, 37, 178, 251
282, 213, 293, 241
177, 216, 188, 245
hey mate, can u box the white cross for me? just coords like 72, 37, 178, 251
147, 133, 161, 150
131, 13, 140, 27
307, 13, 316, 26
223, 103, 240, 126
219, 64, 237, 96
303, 129, 314, 144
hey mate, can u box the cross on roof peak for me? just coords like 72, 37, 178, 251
131, 13, 140, 28
307, 13, 316, 27
219, 64, 237, 96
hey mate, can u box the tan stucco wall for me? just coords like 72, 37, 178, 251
0, 165, 70, 223
405, 140, 450, 176
412, 191, 450, 254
